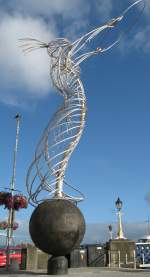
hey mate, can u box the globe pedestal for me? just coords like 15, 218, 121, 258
47, 256, 68, 275
29, 199, 85, 275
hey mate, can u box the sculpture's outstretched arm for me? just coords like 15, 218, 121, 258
70, 0, 145, 64
74, 40, 120, 66
122, 0, 144, 16
70, 17, 122, 56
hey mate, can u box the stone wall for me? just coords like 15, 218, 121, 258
21, 244, 49, 270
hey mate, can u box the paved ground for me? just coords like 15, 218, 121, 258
1, 268, 150, 277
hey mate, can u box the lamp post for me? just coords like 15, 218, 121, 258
115, 197, 125, 239
108, 224, 113, 240
145, 216, 150, 236
6, 114, 21, 270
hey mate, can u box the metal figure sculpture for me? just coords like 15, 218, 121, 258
20, 0, 144, 206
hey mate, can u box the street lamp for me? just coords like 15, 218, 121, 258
108, 224, 113, 240
6, 114, 21, 270
115, 197, 126, 239
115, 197, 122, 211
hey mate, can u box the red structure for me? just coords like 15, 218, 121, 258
0, 247, 22, 267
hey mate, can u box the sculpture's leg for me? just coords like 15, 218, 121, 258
47, 256, 68, 275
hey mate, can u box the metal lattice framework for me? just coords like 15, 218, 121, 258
20, 0, 144, 206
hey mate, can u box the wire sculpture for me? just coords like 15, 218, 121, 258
20, 0, 145, 206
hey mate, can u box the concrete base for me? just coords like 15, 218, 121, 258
106, 239, 135, 267
47, 256, 68, 275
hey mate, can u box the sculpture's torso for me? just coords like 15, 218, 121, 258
27, 41, 86, 203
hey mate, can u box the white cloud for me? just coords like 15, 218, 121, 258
98, 0, 150, 55
96, 0, 113, 20
119, 25, 150, 54
14, 219, 31, 243
0, 15, 56, 106
95, 0, 144, 22
0, 219, 30, 245
145, 191, 150, 203
132, 26, 150, 52
130, 0, 150, 52
0, 0, 89, 20
138, 0, 150, 17
63, 19, 89, 42
0, 0, 90, 107
0, 219, 147, 245
83, 222, 147, 243
0, 0, 148, 107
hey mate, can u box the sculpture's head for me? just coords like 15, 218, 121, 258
46, 38, 72, 56
19, 37, 71, 56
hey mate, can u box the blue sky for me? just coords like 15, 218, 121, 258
0, 0, 150, 243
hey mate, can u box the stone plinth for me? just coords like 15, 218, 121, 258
106, 239, 135, 267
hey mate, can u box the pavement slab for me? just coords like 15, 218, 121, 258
0, 268, 150, 277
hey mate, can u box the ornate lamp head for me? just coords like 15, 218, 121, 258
115, 197, 123, 212
108, 224, 113, 232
